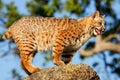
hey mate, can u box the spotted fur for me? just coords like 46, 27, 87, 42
2, 11, 105, 75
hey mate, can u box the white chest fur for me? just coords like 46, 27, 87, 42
63, 33, 91, 53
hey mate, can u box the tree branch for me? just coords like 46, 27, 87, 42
23, 64, 100, 80
79, 34, 120, 57
103, 34, 117, 41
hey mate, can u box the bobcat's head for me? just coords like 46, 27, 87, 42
92, 11, 105, 36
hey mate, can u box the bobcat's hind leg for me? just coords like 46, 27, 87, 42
16, 40, 41, 75
20, 50, 41, 75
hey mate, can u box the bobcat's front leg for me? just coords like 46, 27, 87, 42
53, 43, 65, 65
53, 36, 66, 66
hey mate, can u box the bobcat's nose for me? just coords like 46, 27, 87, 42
101, 27, 105, 32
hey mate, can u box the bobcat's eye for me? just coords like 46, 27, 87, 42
99, 22, 102, 25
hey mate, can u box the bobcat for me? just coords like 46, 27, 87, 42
2, 11, 105, 75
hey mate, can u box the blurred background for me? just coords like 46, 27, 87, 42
0, 0, 120, 80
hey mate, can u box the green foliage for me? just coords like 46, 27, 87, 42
64, 0, 82, 15
0, 1, 3, 9
43, 54, 53, 66
0, 34, 4, 41
4, 2, 22, 27
26, 0, 60, 17
64, 0, 90, 16
51, 0, 60, 9
45, 55, 53, 61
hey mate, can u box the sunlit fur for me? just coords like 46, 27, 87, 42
2, 11, 105, 75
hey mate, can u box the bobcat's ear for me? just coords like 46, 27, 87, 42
92, 11, 100, 19
101, 15, 105, 18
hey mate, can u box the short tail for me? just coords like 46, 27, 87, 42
2, 28, 12, 39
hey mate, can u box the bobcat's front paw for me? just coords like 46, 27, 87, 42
54, 60, 65, 66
